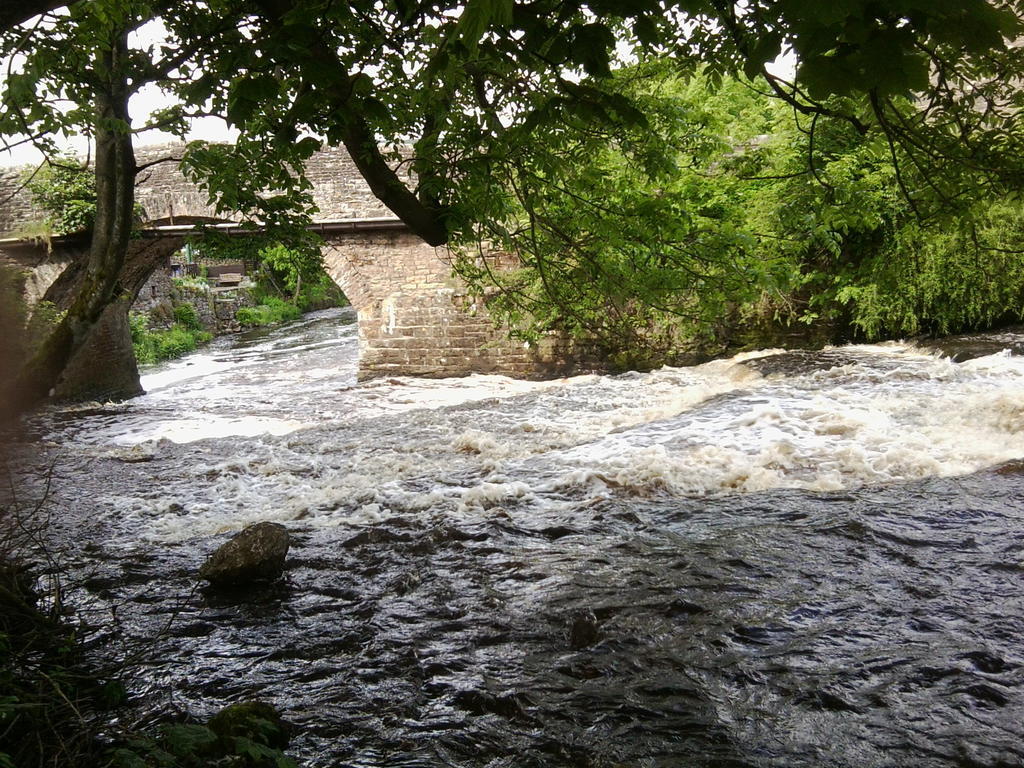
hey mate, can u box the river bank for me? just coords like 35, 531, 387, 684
128, 270, 346, 367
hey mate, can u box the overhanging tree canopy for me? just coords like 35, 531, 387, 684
159, 0, 1024, 239
1, 0, 1023, 411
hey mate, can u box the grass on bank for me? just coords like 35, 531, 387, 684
130, 304, 212, 366
235, 296, 302, 327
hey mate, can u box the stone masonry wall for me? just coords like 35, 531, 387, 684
133, 146, 222, 224
0, 143, 395, 235
132, 143, 395, 223
131, 270, 258, 336
302, 145, 396, 220
0, 238, 88, 307
323, 230, 602, 380
0, 166, 37, 235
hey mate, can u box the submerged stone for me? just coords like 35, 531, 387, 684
199, 522, 290, 587
569, 609, 600, 650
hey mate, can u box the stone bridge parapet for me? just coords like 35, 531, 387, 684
0, 144, 396, 235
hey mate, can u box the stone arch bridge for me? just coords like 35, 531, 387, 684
0, 145, 586, 400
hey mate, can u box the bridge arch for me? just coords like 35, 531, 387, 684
1, 144, 596, 401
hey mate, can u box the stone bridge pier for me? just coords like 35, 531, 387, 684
322, 224, 584, 381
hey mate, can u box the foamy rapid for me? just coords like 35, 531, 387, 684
33, 311, 1024, 542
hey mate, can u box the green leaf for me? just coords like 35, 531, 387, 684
457, 0, 511, 46
295, 136, 321, 156
633, 16, 660, 48
3, 72, 38, 108
159, 723, 218, 758
226, 74, 280, 125
360, 96, 390, 122
744, 32, 782, 79
572, 23, 615, 78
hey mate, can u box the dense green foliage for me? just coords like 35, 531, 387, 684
10, 0, 1016, 253
452, 69, 1024, 363
258, 242, 321, 302
289, 270, 347, 313
130, 312, 212, 366
23, 158, 96, 235
235, 297, 302, 328
738, 102, 1024, 341
172, 303, 201, 330
108, 702, 296, 768
159, 0, 1024, 250
452, 67, 775, 363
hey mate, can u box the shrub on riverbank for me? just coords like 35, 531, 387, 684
108, 703, 297, 767
235, 296, 302, 328
130, 312, 212, 365
172, 302, 202, 330
292, 270, 347, 313
0, 571, 117, 767
456, 66, 1024, 364
0, 483, 120, 767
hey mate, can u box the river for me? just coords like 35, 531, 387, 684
10, 307, 1024, 767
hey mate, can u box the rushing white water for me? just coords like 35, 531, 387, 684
34, 309, 1024, 545
21, 309, 1024, 768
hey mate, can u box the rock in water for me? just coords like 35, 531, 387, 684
199, 522, 290, 587
569, 609, 600, 649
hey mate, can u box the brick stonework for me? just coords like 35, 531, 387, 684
0, 143, 395, 234
133, 144, 397, 223
0, 144, 394, 234
0, 166, 37, 235
323, 230, 601, 380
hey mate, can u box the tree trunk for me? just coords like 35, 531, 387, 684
6, 25, 138, 415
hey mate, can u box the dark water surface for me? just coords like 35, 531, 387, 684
11, 310, 1024, 767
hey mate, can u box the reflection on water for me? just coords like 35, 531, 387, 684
12, 311, 1024, 766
